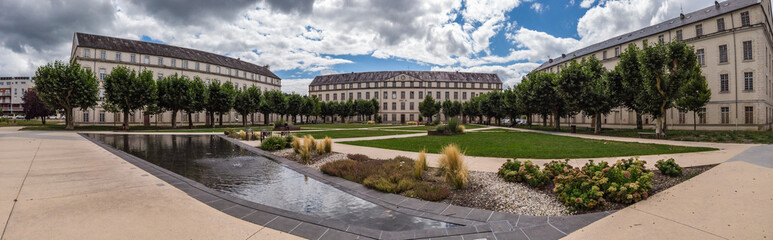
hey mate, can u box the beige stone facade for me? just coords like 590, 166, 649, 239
69, 33, 281, 126
308, 71, 502, 124
532, 0, 773, 131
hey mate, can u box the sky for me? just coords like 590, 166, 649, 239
0, 0, 709, 95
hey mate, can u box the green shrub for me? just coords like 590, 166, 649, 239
284, 135, 294, 148
543, 159, 571, 180
363, 174, 416, 193
435, 125, 447, 132
602, 158, 654, 204
553, 168, 606, 211
320, 160, 367, 182
447, 118, 460, 132
655, 158, 682, 177
273, 118, 285, 128
260, 136, 286, 151
431, 118, 441, 126
497, 159, 548, 187
410, 183, 450, 201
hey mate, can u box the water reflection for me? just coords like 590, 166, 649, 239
87, 134, 454, 231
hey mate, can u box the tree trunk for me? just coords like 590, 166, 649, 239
553, 110, 561, 131
594, 112, 602, 134
171, 110, 178, 128
542, 114, 547, 126
694, 111, 697, 131
636, 111, 643, 129
123, 111, 130, 130
65, 107, 74, 130
655, 116, 665, 136
527, 114, 532, 127
264, 113, 270, 125
218, 113, 223, 126
41, 116, 46, 125
188, 112, 193, 129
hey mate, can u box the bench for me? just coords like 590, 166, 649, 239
260, 130, 271, 141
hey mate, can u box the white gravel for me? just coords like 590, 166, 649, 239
453, 171, 570, 216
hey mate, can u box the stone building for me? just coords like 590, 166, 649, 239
532, 0, 773, 131
70, 32, 281, 125
0, 77, 34, 115
308, 71, 502, 124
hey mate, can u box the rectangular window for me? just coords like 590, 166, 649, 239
83, 112, 89, 123
658, 35, 664, 44
196, 62, 200, 70
325, 94, 329, 101
341, 93, 345, 100
206, 64, 210, 72
436, 92, 440, 99
401, 91, 405, 99
445, 92, 449, 100
419, 91, 423, 99
158, 73, 163, 80
410, 102, 414, 110
392, 114, 396, 121
741, 11, 750, 26
410, 91, 414, 99
719, 45, 728, 63
697, 49, 705, 66
743, 41, 753, 60
382, 103, 387, 110
374, 91, 378, 99
745, 106, 754, 124
675, 30, 682, 41
696, 24, 703, 37
116, 53, 121, 62
99, 69, 105, 81
392, 91, 397, 99
333, 94, 337, 100
84, 49, 90, 58
100, 50, 106, 60
99, 111, 105, 123
216, 66, 221, 73
454, 92, 458, 99
401, 82, 405, 87
158, 57, 163, 66
717, 18, 725, 31
349, 93, 353, 100
721, 107, 730, 124
130, 54, 135, 63
383, 91, 388, 99
614, 47, 620, 57
744, 72, 754, 91
699, 108, 707, 124
357, 92, 361, 99
366, 92, 370, 99
602, 51, 607, 60
720, 74, 729, 92
144, 56, 150, 64
410, 82, 414, 87
678, 110, 686, 124
183, 60, 188, 69
392, 102, 396, 110
171, 59, 176, 67
401, 103, 405, 110
463, 92, 467, 99
445, 82, 450, 88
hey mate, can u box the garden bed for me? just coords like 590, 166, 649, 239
274, 126, 301, 131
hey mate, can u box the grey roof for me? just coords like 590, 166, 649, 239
310, 71, 501, 86
74, 32, 279, 79
533, 0, 760, 72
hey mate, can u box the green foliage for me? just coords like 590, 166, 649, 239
655, 158, 683, 177
553, 168, 606, 211
675, 72, 711, 130
409, 183, 450, 201
602, 158, 653, 204
320, 159, 365, 182
34, 61, 99, 129
233, 86, 261, 126
497, 159, 548, 187
184, 77, 209, 128
21, 90, 55, 122
430, 118, 441, 126
157, 74, 191, 128
284, 134, 294, 148
543, 160, 572, 180
104, 66, 157, 130
274, 118, 286, 128
363, 174, 416, 194
260, 136, 286, 151
419, 95, 441, 122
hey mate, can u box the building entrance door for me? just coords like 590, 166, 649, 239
400, 114, 406, 124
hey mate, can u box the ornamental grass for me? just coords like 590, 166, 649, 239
438, 144, 468, 189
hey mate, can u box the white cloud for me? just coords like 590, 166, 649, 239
281, 78, 314, 95
432, 62, 540, 88
530, 3, 545, 13
579, 0, 595, 8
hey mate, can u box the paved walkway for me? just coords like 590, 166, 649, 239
0, 127, 300, 240
566, 145, 773, 239
329, 125, 756, 172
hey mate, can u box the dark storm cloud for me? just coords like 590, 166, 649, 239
0, 0, 116, 53
265, 0, 315, 14
128, 0, 314, 25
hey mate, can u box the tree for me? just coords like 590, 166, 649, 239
286, 94, 303, 123
370, 98, 380, 122
309, 96, 321, 123
515, 77, 539, 126
33, 61, 99, 129
580, 57, 616, 134
157, 74, 191, 128
234, 86, 260, 126
103, 66, 156, 130
265, 90, 287, 122
616, 44, 647, 129
258, 94, 273, 125
532, 72, 565, 130
442, 100, 462, 120
640, 41, 698, 136
675, 68, 711, 130
419, 95, 440, 123
184, 77, 208, 129
22, 90, 55, 124
205, 81, 225, 127
503, 87, 521, 127
215, 83, 237, 126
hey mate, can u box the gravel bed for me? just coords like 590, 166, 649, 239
272, 148, 347, 169
443, 171, 570, 216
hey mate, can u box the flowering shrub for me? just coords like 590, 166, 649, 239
553, 168, 605, 211
347, 153, 374, 162
409, 183, 450, 201
497, 159, 548, 187
655, 158, 682, 177
543, 160, 572, 180
601, 158, 654, 204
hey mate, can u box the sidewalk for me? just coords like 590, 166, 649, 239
0, 127, 300, 240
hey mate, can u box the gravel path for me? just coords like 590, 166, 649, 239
445, 171, 570, 216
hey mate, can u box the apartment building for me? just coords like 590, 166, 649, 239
532, 0, 773, 131
0, 77, 34, 115
308, 71, 502, 124
70, 32, 281, 125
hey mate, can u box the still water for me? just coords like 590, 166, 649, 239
86, 134, 455, 231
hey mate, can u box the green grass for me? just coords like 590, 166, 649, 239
393, 124, 485, 131
341, 131, 716, 159
293, 129, 422, 139
1, 119, 64, 127
298, 123, 388, 129
514, 125, 773, 144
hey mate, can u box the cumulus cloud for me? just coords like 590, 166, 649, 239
530, 3, 545, 13
579, 0, 595, 8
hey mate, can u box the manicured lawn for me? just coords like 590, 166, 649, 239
20, 124, 272, 132
515, 125, 773, 144
393, 124, 486, 131
293, 129, 422, 139
1, 119, 64, 127
298, 123, 387, 129
341, 131, 716, 159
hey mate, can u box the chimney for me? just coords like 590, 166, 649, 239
715, 1, 720, 9
264, 64, 270, 70
561, 54, 566, 58
548, 58, 553, 63
680, 13, 685, 19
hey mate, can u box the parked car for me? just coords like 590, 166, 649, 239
15, 115, 25, 119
